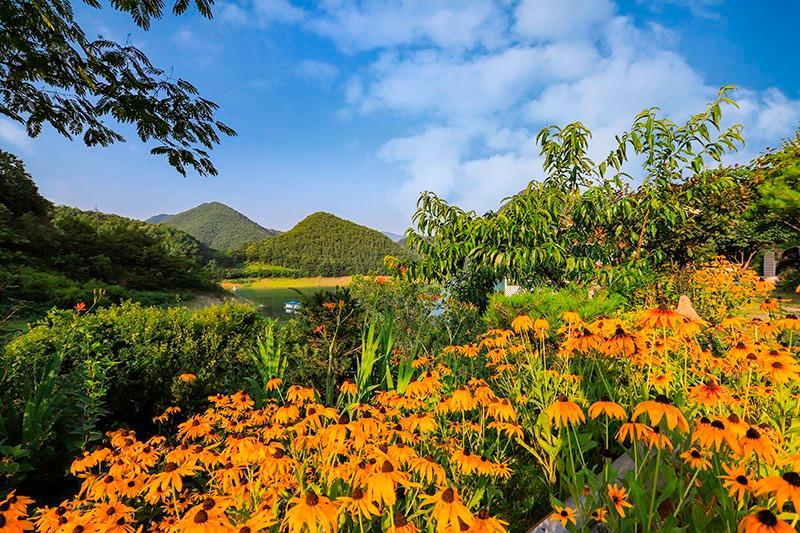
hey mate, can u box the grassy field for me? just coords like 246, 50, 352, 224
222, 276, 351, 318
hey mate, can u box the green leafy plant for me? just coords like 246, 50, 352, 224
245, 321, 286, 406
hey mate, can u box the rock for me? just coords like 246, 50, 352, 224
676, 295, 701, 322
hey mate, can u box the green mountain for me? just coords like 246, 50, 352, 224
151, 202, 278, 251
146, 213, 173, 224
244, 212, 406, 276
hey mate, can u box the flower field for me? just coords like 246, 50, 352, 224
2, 268, 800, 532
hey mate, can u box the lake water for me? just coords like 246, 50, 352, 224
236, 285, 334, 319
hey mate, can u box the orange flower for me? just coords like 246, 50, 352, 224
588, 398, 626, 421
607, 484, 633, 517
550, 506, 576, 527
178, 373, 197, 383
638, 304, 684, 330
631, 395, 689, 432
738, 509, 794, 532
546, 395, 585, 428
754, 472, 800, 513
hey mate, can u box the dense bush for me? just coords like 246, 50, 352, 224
484, 285, 627, 330
3, 302, 265, 426
350, 274, 483, 356
0, 301, 273, 497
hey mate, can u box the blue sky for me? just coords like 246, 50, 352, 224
2, 0, 799, 233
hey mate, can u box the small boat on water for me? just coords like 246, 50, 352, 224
284, 300, 301, 314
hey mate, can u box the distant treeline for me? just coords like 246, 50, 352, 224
0, 151, 222, 313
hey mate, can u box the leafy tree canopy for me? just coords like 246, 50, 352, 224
406, 87, 749, 290
0, 0, 234, 175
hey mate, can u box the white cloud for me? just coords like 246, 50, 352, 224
0, 119, 33, 153
733, 88, 800, 142
348, 42, 598, 120
514, 0, 615, 41
172, 29, 220, 66
294, 60, 339, 87
219, 0, 304, 27
311, 0, 508, 51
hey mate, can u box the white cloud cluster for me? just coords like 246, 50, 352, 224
310, 0, 508, 52
218, 0, 800, 219
316, 0, 800, 217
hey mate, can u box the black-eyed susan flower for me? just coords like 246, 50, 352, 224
421, 487, 473, 532
588, 398, 626, 420
338, 487, 380, 521
546, 395, 585, 428
754, 472, 800, 513
638, 304, 684, 330
720, 463, 753, 504
549, 506, 576, 527
469, 508, 508, 532
590, 508, 608, 524
284, 490, 338, 533
607, 483, 633, 517
739, 426, 778, 464
738, 509, 794, 532
511, 315, 534, 333
632, 395, 689, 432
680, 448, 711, 470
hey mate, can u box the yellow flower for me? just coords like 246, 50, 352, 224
545, 395, 585, 428
421, 487, 473, 533
550, 506, 576, 527
511, 315, 534, 333
285, 490, 338, 533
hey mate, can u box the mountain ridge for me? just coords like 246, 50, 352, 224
244, 211, 406, 276
148, 201, 279, 251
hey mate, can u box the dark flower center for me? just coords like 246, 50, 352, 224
239, 528, 252, 533
756, 509, 778, 526
558, 394, 569, 402
711, 420, 725, 430
202, 497, 215, 510
442, 488, 455, 503
745, 427, 761, 439
478, 508, 489, 519
381, 460, 394, 473
164, 462, 178, 472
305, 491, 319, 506
194, 510, 208, 524
736, 475, 748, 485
655, 394, 671, 404
690, 450, 701, 458
782, 472, 800, 487
352, 488, 364, 500
727, 414, 740, 423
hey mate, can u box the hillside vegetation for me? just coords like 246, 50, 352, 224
244, 212, 406, 276
153, 201, 278, 251
0, 151, 217, 315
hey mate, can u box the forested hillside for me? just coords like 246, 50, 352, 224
152, 202, 279, 251
244, 212, 406, 276
0, 151, 217, 314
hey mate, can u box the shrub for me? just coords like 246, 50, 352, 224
350, 274, 484, 356
2, 302, 266, 430
484, 285, 627, 331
